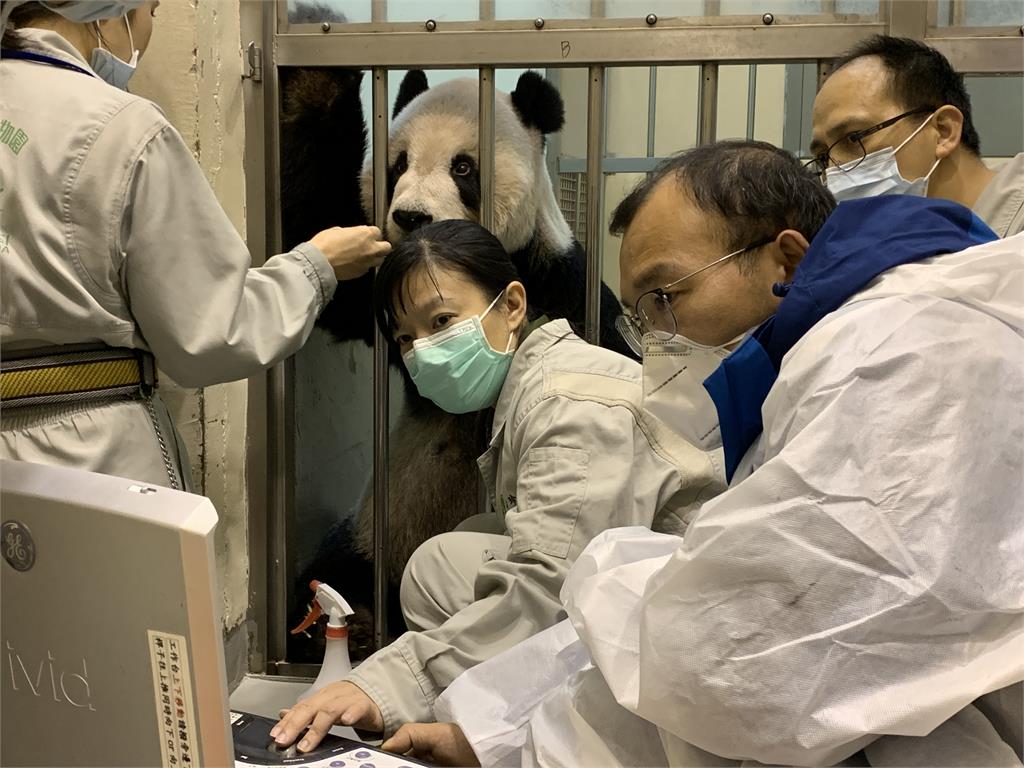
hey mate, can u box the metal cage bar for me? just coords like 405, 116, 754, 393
698, 62, 719, 146
585, 66, 605, 346
479, 68, 496, 232
478, 66, 497, 516
746, 64, 758, 140
371, 68, 391, 652
264, 0, 290, 669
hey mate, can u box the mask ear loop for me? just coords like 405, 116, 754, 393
124, 14, 136, 58
921, 155, 942, 181
94, 16, 137, 59
893, 112, 943, 184
479, 289, 517, 354
893, 111, 936, 155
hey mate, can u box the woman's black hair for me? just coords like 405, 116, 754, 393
373, 219, 524, 341
2, 2, 51, 49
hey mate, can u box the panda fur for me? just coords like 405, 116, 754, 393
280, 48, 630, 657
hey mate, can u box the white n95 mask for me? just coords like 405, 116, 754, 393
825, 112, 941, 203
641, 332, 741, 452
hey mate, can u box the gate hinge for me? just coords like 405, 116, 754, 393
242, 41, 263, 83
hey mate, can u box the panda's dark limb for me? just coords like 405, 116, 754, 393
510, 237, 636, 360
279, 66, 375, 347
288, 403, 484, 664
288, 517, 407, 664
353, 405, 488, 584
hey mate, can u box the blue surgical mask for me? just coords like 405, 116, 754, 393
825, 113, 941, 203
90, 15, 139, 90
402, 292, 515, 414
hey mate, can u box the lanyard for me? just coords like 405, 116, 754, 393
2, 49, 94, 78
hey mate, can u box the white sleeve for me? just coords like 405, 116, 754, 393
569, 296, 1024, 766
121, 123, 337, 387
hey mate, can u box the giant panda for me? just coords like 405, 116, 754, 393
280, 48, 630, 659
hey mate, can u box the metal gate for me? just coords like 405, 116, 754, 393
241, 0, 1023, 675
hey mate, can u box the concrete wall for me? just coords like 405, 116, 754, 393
130, 0, 250, 679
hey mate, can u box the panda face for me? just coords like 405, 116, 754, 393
362, 78, 565, 255
386, 110, 488, 239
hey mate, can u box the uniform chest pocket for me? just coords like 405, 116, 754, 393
510, 446, 590, 559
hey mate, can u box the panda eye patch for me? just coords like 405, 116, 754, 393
393, 151, 409, 176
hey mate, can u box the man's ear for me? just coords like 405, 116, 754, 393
933, 104, 964, 160
774, 229, 810, 282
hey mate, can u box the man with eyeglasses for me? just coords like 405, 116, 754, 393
811, 34, 1023, 237
380, 140, 1022, 767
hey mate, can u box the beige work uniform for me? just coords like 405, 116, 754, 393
974, 152, 1024, 238
346, 319, 724, 737
0, 30, 337, 487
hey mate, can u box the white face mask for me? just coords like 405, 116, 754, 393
641, 331, 746, 452
91, 15, 139, 90
825, 113, 942, 203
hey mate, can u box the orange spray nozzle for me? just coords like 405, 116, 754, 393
289, 580, 324, 635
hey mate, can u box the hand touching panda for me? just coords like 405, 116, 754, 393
311, 225, 392, 281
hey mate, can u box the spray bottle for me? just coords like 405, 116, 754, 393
290, 580, 354, 701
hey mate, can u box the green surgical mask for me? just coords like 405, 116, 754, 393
402, 292, 515, 414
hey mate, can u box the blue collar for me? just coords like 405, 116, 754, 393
703, 196, 998, 481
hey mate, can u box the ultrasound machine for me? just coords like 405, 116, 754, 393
1, 459, 429, 767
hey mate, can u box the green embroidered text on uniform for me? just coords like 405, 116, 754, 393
0, 120, 29, 155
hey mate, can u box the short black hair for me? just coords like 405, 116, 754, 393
833, 34, 980, 155
373, 219, 522, 341
609, 140, 835, 263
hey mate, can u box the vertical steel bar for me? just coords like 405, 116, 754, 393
479, 68, 496, 232
950, 0, 967, 27
241, 0, 270, 674
265, 0, 290, 668
647, 65, 657, 157
479, 0, 495, 21
371, 67, 390, 652
817, 58, 833, 90
477, 65, 496, 515
584, 66, 605, 346
746, 63, 757, 139
886, 0, 928, 38
698, 62, 719, 146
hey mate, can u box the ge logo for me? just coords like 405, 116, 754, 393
2, 520, 36, 572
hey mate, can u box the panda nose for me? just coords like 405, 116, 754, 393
392, 209, 434, 232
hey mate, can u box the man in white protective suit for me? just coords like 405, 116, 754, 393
379, 141, 1023, 768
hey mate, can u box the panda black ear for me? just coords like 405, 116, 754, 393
510, 71, 565, 135
393, 70, 429, 120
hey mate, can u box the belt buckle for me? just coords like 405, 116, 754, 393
135, 351, 157, 397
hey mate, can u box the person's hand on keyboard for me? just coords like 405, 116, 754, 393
271, 681, 383, 752
383, 722, 480, 767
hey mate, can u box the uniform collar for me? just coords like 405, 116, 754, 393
8, 27, 99, 78
491, 317, 570, 434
